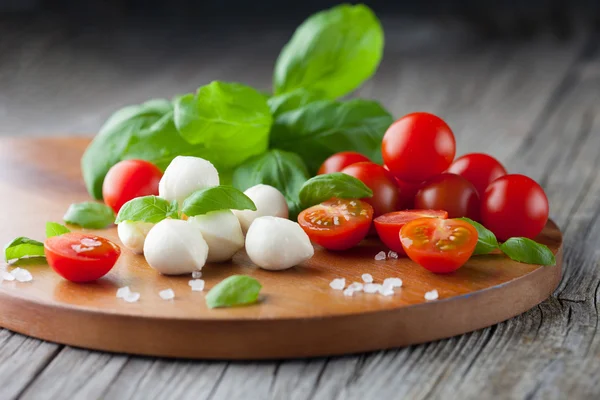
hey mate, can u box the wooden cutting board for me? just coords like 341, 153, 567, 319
0, 138, 563, 360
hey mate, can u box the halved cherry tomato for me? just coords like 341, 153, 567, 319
446, 153, 507, 196
374, 210, 448, 255
298, 198, 374, 251
317, 151, 371, 175
400, 218, 478, 273
103, 159, 163, 213
45, 233, 121, 282
341, 162, 400, 217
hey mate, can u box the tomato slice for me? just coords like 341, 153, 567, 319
45, 232, 121, 282
298, 198, 374, 251
400, 218, 477, 273
374, 210, 448, 255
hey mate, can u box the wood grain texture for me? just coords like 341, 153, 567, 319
0, 19, 598, 400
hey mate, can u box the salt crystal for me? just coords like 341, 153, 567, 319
381, 288, 395, 296
192, 270, 202, 279
361, 273, 373, 283
374, 251, 386, 261
11, 268, 32, 282
383, 277, 403, 288
363, 283, 382, 294
80, 238, 102, 247
424, 290, 439, 301
329, 278, 346, 290
1, 270, 15, 281
388, 251, 399, 259
188, 279, 205, 292
71, 244, 93, 253
333, 216, 340, 226
343, 288, 355, 297
347, 282, 364, 292
116, 286, 130, 299
123, 292, 141, 303
159, 288, 175, 300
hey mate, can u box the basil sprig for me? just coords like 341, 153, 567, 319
63, 202, 115, 229
206, 275, 262, 309
4, 237, 45, 264
459, 218, 555, 266
299, 172, 372, 209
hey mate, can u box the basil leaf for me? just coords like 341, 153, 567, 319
458, 217, 500, 255
45, 222, 71, 238
270, 99, 393, 174
500, 237, 556, 266
4, 237, 45, 263
181, 186, 256, 217
274, 4, 383, 99
268, 88, 324, 117
206, 275, 262, 309
115, 196, 173, 224
166, 200, 180, 220
173, 81, 272, 168
232, 149, 310, 220
63, 202, 115, 229
299, 173, 373, 209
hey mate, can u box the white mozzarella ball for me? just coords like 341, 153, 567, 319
245, 216, 314, 271
158, 156, 219, 204
188, 210, 245, 263
233, 184, 288, 233
117, 221, 154, 254
143, 219, 208, 275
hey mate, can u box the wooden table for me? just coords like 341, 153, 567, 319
1, 17, 599, 399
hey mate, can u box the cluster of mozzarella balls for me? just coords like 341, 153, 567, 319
117, 156, 314, 275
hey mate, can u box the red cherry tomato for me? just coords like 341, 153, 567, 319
382, 112, 456, 183
481, 174, 549, 241
415, 173, 480, 220
298, 198, 374, 251
447, 153, 507, 196
374, 210, 448, 255
103, 159, 163, 213
400, 218, 478, 273
45, 233, 121, 282
384, 164, 422, 209
317, 151, 371, 175
341, 162, 400, 217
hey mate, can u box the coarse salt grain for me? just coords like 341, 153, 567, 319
192, 270, 202, 279
381, 288, 395, 296
361, 273, 373, 283
188, 279, 205, 292
363, 283, 382, 294
343, 288, 355, 297
347, 282, 364, 292
329, 278, 346, 290
116, 286, 131, 298
80, 238, 102, 247
123, 292, 141, 303
159, 288, 175, 300
1, 270, 15, 281
71, 244, 93, 253
11, 268, 32, 282
383, 277, 403, 288
425, 290, 439, 301
374, 251, 386, 261
388, 251, 399, 259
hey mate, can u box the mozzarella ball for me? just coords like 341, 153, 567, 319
158, 156, 219, 204
117, 221, 154, 254
188, 210, 245, 263
245, 216, 314, 271
143, 219, 208, 275
233, 184, 288, 233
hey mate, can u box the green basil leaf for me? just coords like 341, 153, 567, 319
267, 88, 325, 117
458, 217, 500, 255
206, 275, 262, 309
63, 202, 115, 229
115, 196, 172, 224
232, 149, 310, 220
181, 186, 256, 217
166, 200, 180, 219
299, 173, 373, 208
4, 237, 45, 263
45, 222, 71, 238
270, 99, 393, 174
274, 4, 383, 99
500, 237, 556, 266
173, 81, 272, 168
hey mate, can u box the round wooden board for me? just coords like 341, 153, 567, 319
0, 138, 563, 360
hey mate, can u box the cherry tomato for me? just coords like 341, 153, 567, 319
394, 178, 423, 209
317, 151, 371, 175
382, 112, 456, 183
447, 153, 507, 196
298, 198, 374, 250
45, 233, 121, 282
374, 210, 448, 255
481, 174, 549, 241
400, 218, 478, 273
103, 159, 163, 213
341, 162, 400, 217
415, 173, 480, 220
